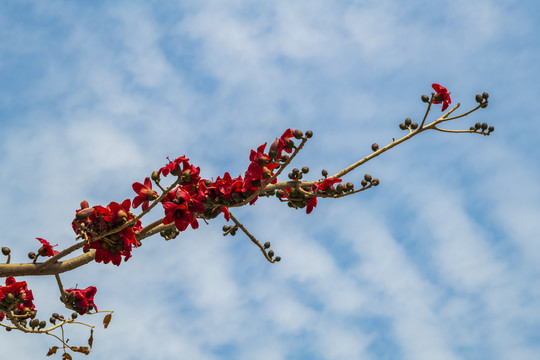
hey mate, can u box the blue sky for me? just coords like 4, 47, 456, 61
1, 1, 540, 359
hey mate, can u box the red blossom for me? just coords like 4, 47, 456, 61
432, 83, 451, 111
162, 187, 203, 231
132, 177, 158, 211
221, 206, 230, 221
36, 238, 59, 257
314, 177, 342, 191
159, 156, 189, 178
0, 276, 36, 321
306, 197, 318, 214
73, 200, 141, 266
64, 286, 97, 315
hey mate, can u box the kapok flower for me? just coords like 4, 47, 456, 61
132, 177, 158, 211
306, 197, 318, 214
0, 276, 36, 321
64, 286, 97, 315
432, 83, 451, 111
73, 200, 142, 266
314, 177, 342, 191
159, 156, 189, 178
36, 238, 59, 257
162, 188, 202, 231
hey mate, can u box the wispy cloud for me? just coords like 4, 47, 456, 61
1, 1, 539, 359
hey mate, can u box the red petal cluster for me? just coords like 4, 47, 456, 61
132, 177, 158, 211
162, 187, 204, 231
64, 286, 97, 315
432, 83, 451, 111
0, 276, 36, 321
157, 129, 295, 233
36, 237, 59, 257
72, 199, 142, 266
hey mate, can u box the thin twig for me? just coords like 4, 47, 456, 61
229, 212, 275, 263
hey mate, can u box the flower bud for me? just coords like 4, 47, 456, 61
301, 166, 309, 174
305, 130, 313, 138
361, 179, 368, 187
117, 210, 128, 223
293, 129, 303, 139
269, 139, 279, 159
38, 247, 47, 257
275, 256, 281, 262
181, 170, 192, 183
434, 93, 444, 102
5, 293, 16, 304
28, 252, 36, 260
279, 154, 289, 162
75, 207, 94, 220
411, 123, 418, 130
475, 122, 482, 130
258, 156, 269, 167
321, 169, 328, 177
364, 174, 372, 182
488, 126, 494, 132
482, 92, 489, 99
285, 138, 294, 150
421, 95, 430, 103
268, 250, 275, 258
372, 143, 379, 152
480, 102, 488, 108
372, 178, 380, 186
39, 321, 46, 329
1, 247, 10, 256
475, 94, 483, 103
481, 122, 488, 131
405, 118, 412, 126
151, 171, 159, 181
264, 242, 271, 249
262, 167, 272, 179
399, 123, 406, 130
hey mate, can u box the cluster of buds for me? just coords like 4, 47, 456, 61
399, 117, 419, 131
263, 241, 281, 262
222, 225, 238, 236
475, 92, 489, 108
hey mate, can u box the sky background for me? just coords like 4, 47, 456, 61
1, 1, 540, 359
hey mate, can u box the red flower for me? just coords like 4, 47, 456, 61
162, 188, 202, 231
159, 156, 189, 178
132, 177, 158, 211
64, 286, 97, 315
36, 238, 59, 257
73, 200, 141, 266
432, 83, 451, 111
221, 206, 230, 221
306, 197, 318, 214
314, 178, 342, 191
0, 276, 36, 321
